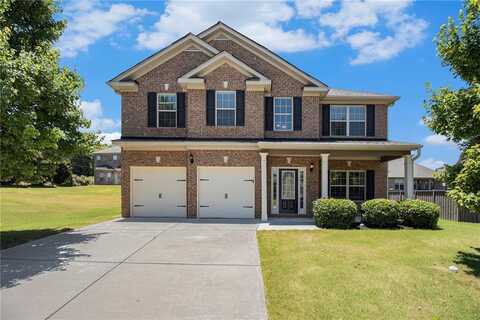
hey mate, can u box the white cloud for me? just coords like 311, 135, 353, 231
418, 118, 425, 126
59, 1, 149, 57
98, 132, 121, 145
419, 158, 446, 170
424, 134, 456, 147
80, 99, 120, 132
136, 0, 330, 52
294, 0, 334, 18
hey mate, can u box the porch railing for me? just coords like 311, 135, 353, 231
388, 190, 480, 223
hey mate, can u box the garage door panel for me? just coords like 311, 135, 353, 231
198, 167, 255, 219
131, 167, 186, 217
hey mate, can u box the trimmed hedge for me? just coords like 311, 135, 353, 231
313, 198, 357, 229
361, 199, 400, 228
399, 199, 440, 229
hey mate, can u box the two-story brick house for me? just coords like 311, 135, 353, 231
109, 22, 420, 220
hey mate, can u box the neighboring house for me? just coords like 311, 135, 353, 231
94, 146, 121, 185
388, 158, 445, 192
108, 22, 420, 220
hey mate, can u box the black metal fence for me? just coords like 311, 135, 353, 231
388, 190, 480, 223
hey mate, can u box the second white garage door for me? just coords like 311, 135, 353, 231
198, 167, 255, 219
131, 166, 186, 217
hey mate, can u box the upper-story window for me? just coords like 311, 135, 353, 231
113, 154, 118, 161
157, 94, 177, 127
216, 91, 236, 126
274, 97, 293, 131
330, 105, 366, 136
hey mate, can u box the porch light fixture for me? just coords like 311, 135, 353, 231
155, 156, 161, 163
223, 81, 228, 88
310, 162, 314, 172
164, 83, 169, 90
347, 161, 352, 167
189, 153, 194, 164
287, 157, 292, 164
223, 156, 229, 164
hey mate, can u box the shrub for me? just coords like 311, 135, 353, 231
71, 175, 94, 186
361, 199, 400, 228
399, 199, 440, 229
313, 198, 357, 229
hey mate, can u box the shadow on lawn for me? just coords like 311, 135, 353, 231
1, 229, 105, 288
455, 247, 480, 277
1, 228, 73, 250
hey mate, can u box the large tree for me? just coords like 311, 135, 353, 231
0, 0, 99, 183
424, 0, 480, 211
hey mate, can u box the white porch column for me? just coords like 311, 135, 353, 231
321, 153, 330, 198
404, 154, 414, 199
260, 152, 268, 221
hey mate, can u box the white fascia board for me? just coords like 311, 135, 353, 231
321, 95, 400, 105
177, 78, 205, 89
107, 81, 138, 93
258, 141, 421, 151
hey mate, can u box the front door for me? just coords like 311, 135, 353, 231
279, 169, 298, 213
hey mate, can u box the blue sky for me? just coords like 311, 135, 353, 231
58, 0, 464, 169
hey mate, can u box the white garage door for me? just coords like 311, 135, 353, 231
131, 167, 186, 217
198, 167, 255, 219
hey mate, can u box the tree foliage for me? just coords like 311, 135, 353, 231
424, 0, 480, 212
0, 0, 100, 183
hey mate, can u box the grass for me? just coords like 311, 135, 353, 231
258, 220, 480, 320
0, 186, 120, 249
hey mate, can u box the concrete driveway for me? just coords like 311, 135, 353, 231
1, 218, 267, 320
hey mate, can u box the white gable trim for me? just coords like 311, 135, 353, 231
109, 34, 219, 83
198, 23, 328, 89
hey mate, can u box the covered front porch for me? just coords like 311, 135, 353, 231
258, 141, 421, 221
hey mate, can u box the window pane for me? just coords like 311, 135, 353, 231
274, 114, 292, 130
158, 94, 177, 111
349, 171, 365, 186
349, 122, 365, 136
281, 171, 295, 199
349, 106, 365, 121
274, 98, 292, 114
331, 106, 347, 120
331, 186, 347, 198
331, 121, 347, 136
158, 111, 176, 127
273, 172, 278, 208
217, 92, 235, 109
349, 187, 365, 201
216, 109, 235, 126
330, 171, 346, 185
299, 171, 304, 209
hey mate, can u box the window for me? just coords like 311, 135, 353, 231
113, 154, 118, 161
96, 155, 101, 161
216, 91, 236, 126
299, 170, 305, 209
157, 94, 177, 127
330, 105, 366, 136
393, 178, 404, 191
330, 170, 366, 201
274, 97, 293, 131
272, 171, 278, 209
281, 171, 296, 199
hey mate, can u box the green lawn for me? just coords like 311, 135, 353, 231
0, 186, 120, 249
258, 220, 480, 320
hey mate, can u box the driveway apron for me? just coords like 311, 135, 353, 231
1, 218, 267, 320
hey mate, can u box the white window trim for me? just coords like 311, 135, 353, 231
215, 90, 236, 127
330, 105, 366, 137
330, 170, 366, 201
157, 93, 177, 128
271, 167, 306, 215
113, 154, 118, 161
273, 97, 293, 132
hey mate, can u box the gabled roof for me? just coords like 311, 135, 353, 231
388, 158, 435, 178
108, 33, 219, 84
197, 21, 328, 89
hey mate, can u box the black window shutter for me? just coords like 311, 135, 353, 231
206, 90, 215, 126
293, 97, 302, 131
322, 104, 330, 136
176, 92, 186, 128
147, 92, 157, 127
366, 170, 375, 200
367, 104, 375, 136
265, 97, 273, 131
236, 90, 245, 126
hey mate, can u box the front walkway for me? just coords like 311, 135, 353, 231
1, 218, 267, 320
